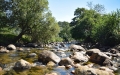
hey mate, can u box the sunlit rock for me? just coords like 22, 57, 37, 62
38, 50, 60, 64
69, 44, 86, 51
14, 59, 32, 70
7, 44, 16, 50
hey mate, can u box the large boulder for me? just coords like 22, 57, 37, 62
86, 48, 100, 56
70, 52, 89, 63
58, 57, 74, 66
69, 44, 86, 51
75, 65, 114, 75
14, 59, 32, 70
38, 50, 60, 64
7, 44, 16, 50
86, 49, 111, 66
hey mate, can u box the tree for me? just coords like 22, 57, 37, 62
87, 1, 105, 14
97, 9, 120, 46
71, 8, 102, 42
6, 0, 49, 43
30, 12, 60, 44
70, 2, 120, 46
58, 21, 72, 41
0, 0, 8, 31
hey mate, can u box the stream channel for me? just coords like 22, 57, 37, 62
0, 43, 120, 75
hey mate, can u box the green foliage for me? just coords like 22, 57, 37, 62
58, 21, 72, 41
0, 33, 31, 45
48, 35, 63, 42
71, 3, 120, 46
30, 12, 60, 44
96, 9, 120, 46
4, 0, 50, 42
0, 0, 8, 31
71, 8, 101, 42
0, 0, 60, 44
0, 33, 16, 45
1, 0, 120, 46
87, 1, 105, 14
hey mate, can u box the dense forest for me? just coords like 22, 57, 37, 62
0, 0, 120, 47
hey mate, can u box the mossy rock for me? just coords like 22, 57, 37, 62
3, 66, 52, 75
83, 61, 93, 65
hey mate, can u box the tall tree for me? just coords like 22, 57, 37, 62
7, 0, 49, 42
71, 8, 102, 42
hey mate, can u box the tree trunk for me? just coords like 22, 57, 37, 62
13, 31, 25, 43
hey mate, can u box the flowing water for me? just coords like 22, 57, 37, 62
0, 43, 120, 75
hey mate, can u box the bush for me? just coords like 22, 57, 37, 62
0, 33, 16, 45
0, 34, 31, 46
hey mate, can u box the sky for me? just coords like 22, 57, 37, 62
48, 0, 120, 22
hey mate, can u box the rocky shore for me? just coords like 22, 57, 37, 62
0, 43, 120, 75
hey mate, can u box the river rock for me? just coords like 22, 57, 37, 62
86, 49, 111, 65
47, 61, 56, 67
0, 46, 9, 53
25, 43, 38, 48
58, 57, 74, 66
114, 44, 120, 51
45, 71, 60, 75
57, 51, 66, 57
99, 67, 113, 72
65, 65, 72, 69
14, 59, 32, 70
28, 53, 37, 57
7, 44, 16, 50
45, 73, 57, 75
109, 48, 119, 54
38, 50, 60, 64
103, 58, 113, 66
74, 64, 81, 68
75, 65, 114, 75
70, 52, 88, 63
86, 48, 100, 56
17, 47, 24, 51
60, 43, 66, 48
69, 44, 86, 51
